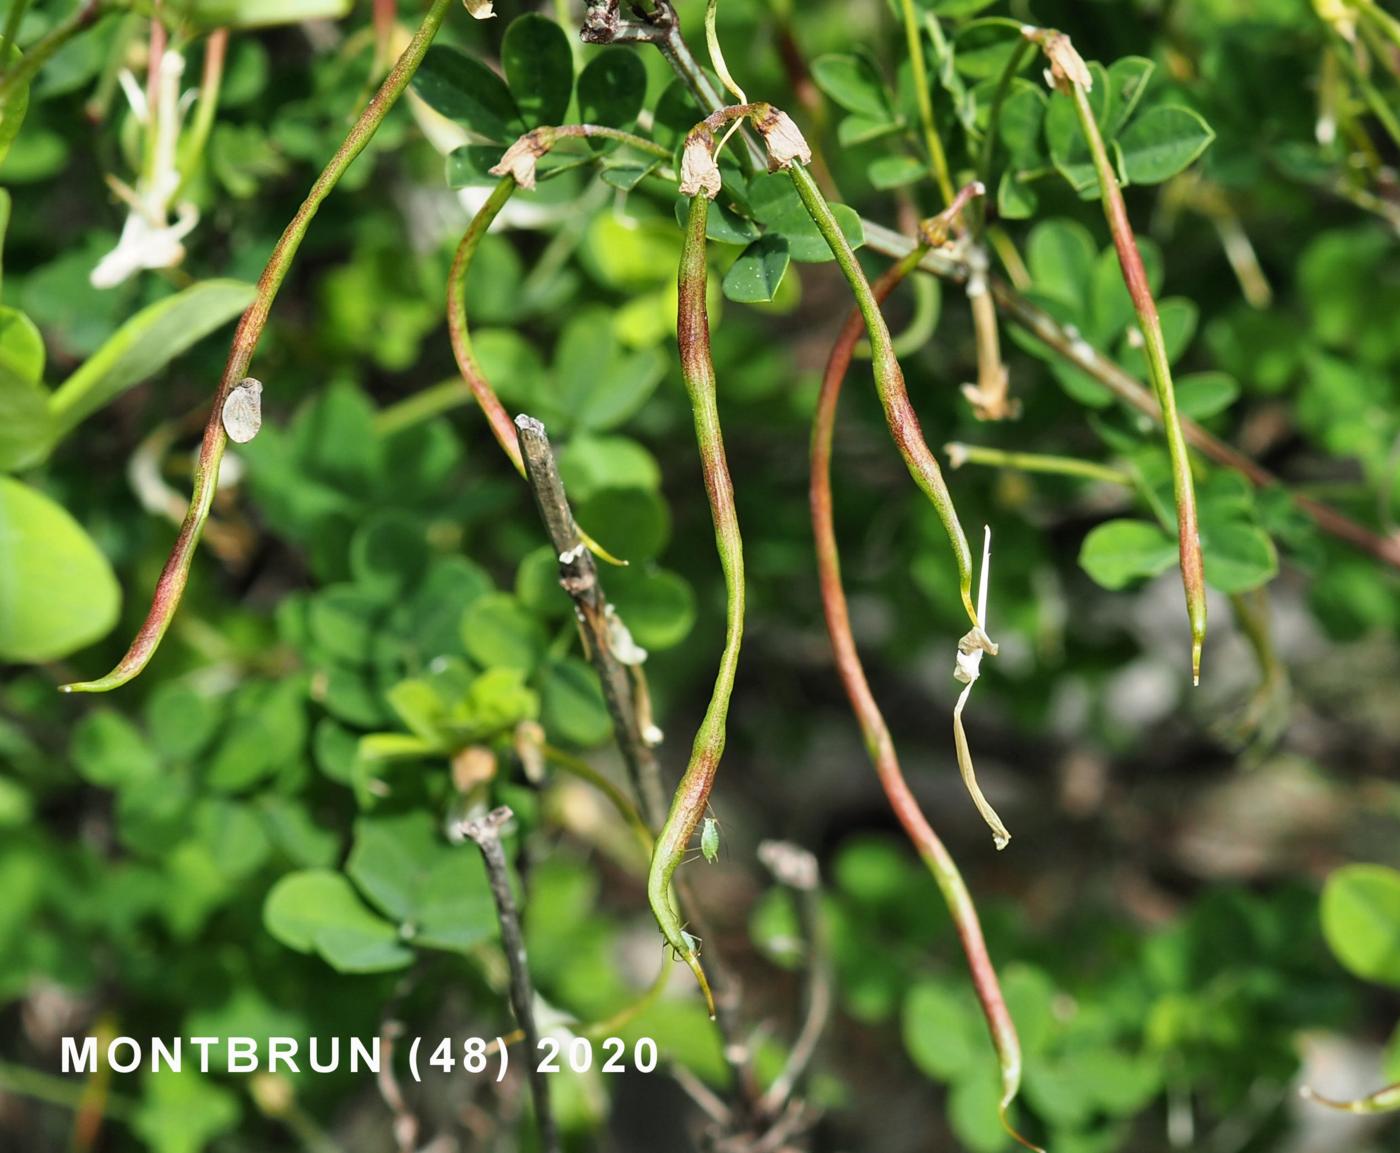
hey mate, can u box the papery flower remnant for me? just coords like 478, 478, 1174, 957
91, 47, 200, 289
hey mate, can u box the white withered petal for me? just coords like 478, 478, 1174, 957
489, 131, 549, 190
679, 131, 722, 199
756, 107, 812, 171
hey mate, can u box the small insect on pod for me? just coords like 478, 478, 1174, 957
701, 816, 720, 863
221, 377, 263, 445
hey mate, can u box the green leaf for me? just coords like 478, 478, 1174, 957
72, 711, 160, 790
48, 280, 256, 437
346, 812, 497, 951
927, 0, 1000, 15
1079, 519, 1178, 590
350, 513, 429, 599
903, 981, 982, 1081
205, 678, 308, 793
577, 49, 647, 135
748, 172, 864, 263
722, 236, 790, 304
997, 172, 1037, 220
0, 476, 119, 661
867, 154, 928, 190
1116, 105, 1214, 185
411, 46, 519, 143
461, 591, 547, 671
1027, 219, 1097, 311
553, 307, 666, 432
575, 486, 670, 562
386, 678, 450, 744
600, 161, 658, 191
1174, 371, 1239, 420
502, 14, 574, 130
263, 869, 411, 972
952, 23, 1022, 80
558, 434, 661, 498
1199, 516, 1277, 593
0, 39, 29, 169
838, 114, 902, 147
1104, 56, 1156, 138
1122, 297, 1197, 373
446, 143, 506, 188
997, 81, 1047, 165
608, 566, 696, 650
811, 54, 891, 119
586, 213, 686, 290
445, 667, 540, 742
1322, 864, 1400, 987
540, 657, 613, 747
132, 1067, 240, 1153
948, 1068, 1008, 1153
0, 306, 51, 471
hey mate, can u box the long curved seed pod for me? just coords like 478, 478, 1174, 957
812, 251, 1037, 1152
448, 127, 672, 544
61, 0, 457, 694
1027, 28, 1207, 684
780, 155, 977, 627
448, 175, 526, 474
645, 189, 746, 1020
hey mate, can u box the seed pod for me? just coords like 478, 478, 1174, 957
221, 377, 263, 444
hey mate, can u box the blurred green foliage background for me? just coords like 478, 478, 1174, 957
1, 0, 1399, 1150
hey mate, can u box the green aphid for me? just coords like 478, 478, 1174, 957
701, 816, 720, 864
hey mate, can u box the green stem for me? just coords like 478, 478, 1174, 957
946, 443, 1132, 486
1303, 1080, 1400, 1115
546, 122, 672, 158
787, 162, 976, 626
61, 0, 457, 694
543, 744, 653, 854
1326, 26, 1400, 148
373, 376, 464, 436
1058, 50, 1206, 684
1357, 0, 1400, 52
976, 37, 1034, 230
175, 27, 227, 199
646, 194, 746, 1020
0, 0, 30, 57
897, 0, 953, 206
0, 1060, 136, 1121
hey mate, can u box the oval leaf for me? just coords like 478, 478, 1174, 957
1079, 519, 1178, 590
49, 279, 257, 436
502, 14, 574, 130
722, 236, 790, 304
411, 45, 519, 142
0, 477, 119, 662
1322, 864, 1400, 988
263, 869, 412, 973
1117, 104, 1215, 185
577, 48, 647, 135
